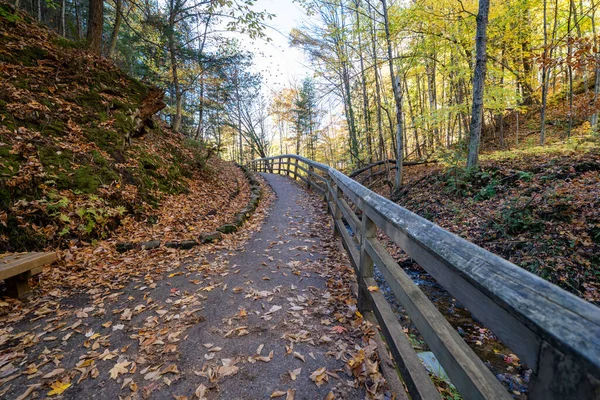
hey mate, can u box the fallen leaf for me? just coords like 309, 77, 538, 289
47, 380, 71, 396
195, 383, 207, 399
109, 361, 131, 380
289, 367, 302, 380
42, 368, 65, 379
309, 367, 329, 387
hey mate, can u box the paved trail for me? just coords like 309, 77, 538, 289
174, 174, 365, 399
3, 174, 377, 400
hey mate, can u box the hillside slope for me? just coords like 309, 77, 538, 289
0, 3, 245, 252
365, 139, 600, 305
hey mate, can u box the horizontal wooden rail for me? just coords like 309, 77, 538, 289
248, 155, 600, 400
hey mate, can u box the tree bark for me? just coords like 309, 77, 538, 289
107, 0, 122, 58
466, 0, 490, 168
167, 0, 182, 132
60, 0, 66, 36
354, 1, 372, 163
369, 2, 385, 161
86, 0, 104, 54
381, 0, 404, 190
590, 0, 600, 131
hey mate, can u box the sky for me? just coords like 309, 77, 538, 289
227, 0, 314, 96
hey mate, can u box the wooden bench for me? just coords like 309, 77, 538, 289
0, 252, 57, 298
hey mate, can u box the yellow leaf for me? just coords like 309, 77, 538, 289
367, 286, 379, 292
47, 380, 71, 396
271, 390, 287, 398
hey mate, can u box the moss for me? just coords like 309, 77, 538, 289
0, 4, 21, 23
0, 145, 21, 179
113, 112, 134, 133
91, 150, 109, 168
0, 215, 47, 252
85, 127, 123, 151
43, 119, 66, 136
51, 37, 87, 50
0, 45, 49, 67
39, 148, 118, 193
76, 89, 103, 109
126, 77, 149, 102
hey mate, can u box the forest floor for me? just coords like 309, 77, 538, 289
0, 174, 391, 400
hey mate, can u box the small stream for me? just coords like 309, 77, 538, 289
343, 222, 530, 398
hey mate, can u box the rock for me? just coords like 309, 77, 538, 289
180, 240, 198, 250
417, 352, 450, 382
165, 241, 180, 249
140, 240, 160, 250
234, 213, 246, 227
116, 242, 135, 253
200, 231, 222, 244
217, 224, 237, 234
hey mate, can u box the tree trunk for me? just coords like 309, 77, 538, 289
75, 0, 82, 39
354, 1, 372, 163
540, 0, 558, 146
381, 0, 403, 190
167, 0, 182, 132
60, 0, 66, 36
404, 76, 422, 158
107, 0, 122, 58
590, 0, 600, 131
86, 0, 104, 54
466, 0, 490, 168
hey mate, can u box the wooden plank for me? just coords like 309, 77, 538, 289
334, 217, 359, 272
364, 276, 442, 400
0, 252, 57, 281
365, 237, 511, 399
529, 341, 600, 398
328, 182, 361, 238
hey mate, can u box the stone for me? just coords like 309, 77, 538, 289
200, 231, 222, 244
165, 241, 180, 249
140, 240, 160, 250
116, 242, 135, 253
234, 213, 246, 227
180, 240, 198, 250
217, 224, 237, 234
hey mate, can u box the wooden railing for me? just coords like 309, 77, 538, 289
249, 155, 600, 400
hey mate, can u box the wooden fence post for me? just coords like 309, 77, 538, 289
294, 158, 299, 180
358, 212, 376, 311
529, 342, 600, 399
286, 157, 290, 176
330, 182, 342, 238
307, 165, 314, 190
